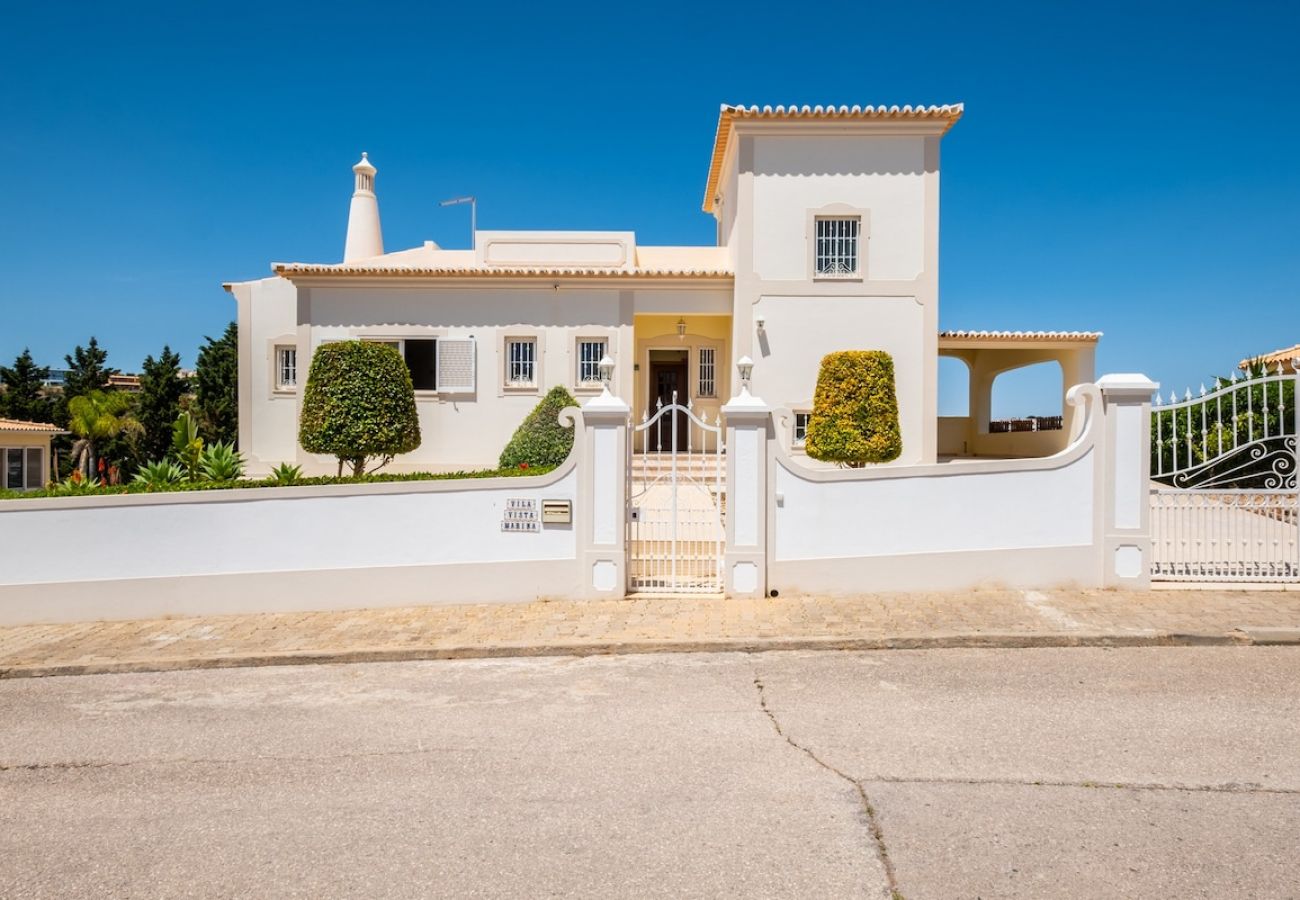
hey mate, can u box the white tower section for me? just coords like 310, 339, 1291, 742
343, 152, 384, 262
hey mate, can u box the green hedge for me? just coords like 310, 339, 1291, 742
804, 350, 902, 466
0, 465, 555, 502
499, 386, 577, 468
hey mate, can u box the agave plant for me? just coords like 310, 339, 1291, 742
131, 460, 187, 491
267, 462, 303, 485
170, 411, 204, 482
198, 441, 246, 482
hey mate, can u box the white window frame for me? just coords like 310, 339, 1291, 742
697, 346, 718, 398
274, 345, 297, 391
814, 216, 860, 277
792, 411, 812, 449
2, 446, 43, 491
807, 207, 870, 281
576, 338, 607, 388
503, 335, 539, 392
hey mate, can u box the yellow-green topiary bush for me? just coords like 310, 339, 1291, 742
804, 350, 902, 466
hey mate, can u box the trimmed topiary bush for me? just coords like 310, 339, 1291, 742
499, 386, 578, 468
299, 341, 421, 477
804, 350, 902, 467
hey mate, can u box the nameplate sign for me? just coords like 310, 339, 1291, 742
502, 498, 540, 532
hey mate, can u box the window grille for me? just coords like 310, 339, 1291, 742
793, 412, 811, 447
507, 339, 536, 386
577, 339, 606, 384
815, 216, 860, 277
276, 346, 297, 389
4, 448, 23, 490
698, 347, 717, 397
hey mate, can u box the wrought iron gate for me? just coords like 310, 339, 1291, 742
627, 394, 726, 594
1151, 365, 1298, 582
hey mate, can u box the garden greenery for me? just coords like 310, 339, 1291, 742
0, 465, 554, 502
804, 350, 903, 467
499, 386, 578, 469
298, 341, 421, 477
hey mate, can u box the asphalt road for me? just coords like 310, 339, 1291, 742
1, 648, 1297, 899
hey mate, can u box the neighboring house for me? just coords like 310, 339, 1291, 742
0, 419, 64, 491
225, 103, 1100, 475
1240, 344, 1299, 375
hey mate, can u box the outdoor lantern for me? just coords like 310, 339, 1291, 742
676, 317, 687, 339
737, 355, 754, 388
598, 354, 615, 388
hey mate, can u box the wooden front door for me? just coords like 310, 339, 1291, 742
649, 360, 689, 450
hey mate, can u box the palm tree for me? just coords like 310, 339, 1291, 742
66, 391, 142, 481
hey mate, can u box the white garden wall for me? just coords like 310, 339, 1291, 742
761, 381, 1154, 593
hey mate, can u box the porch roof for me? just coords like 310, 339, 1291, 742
939, 330, 1102, 350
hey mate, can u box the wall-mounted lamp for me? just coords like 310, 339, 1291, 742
598, 354, 615, 388
676, 318, 687, 340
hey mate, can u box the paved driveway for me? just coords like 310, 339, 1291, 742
2, 648, 1297, 898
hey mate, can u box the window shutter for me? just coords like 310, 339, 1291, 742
436, 337, 476, 393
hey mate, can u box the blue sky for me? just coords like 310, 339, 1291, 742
2, 1, 1296, 417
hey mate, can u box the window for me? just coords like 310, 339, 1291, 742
793, 412, 811, 447
815, 216, 860, 277
360, 337, 475, 393
2, 447, 42, 491
698, 347, 717, 397
507, 338, 536, 386
403, 339, 438, 391
275, 346, 297, 390
577, 339, 606, 385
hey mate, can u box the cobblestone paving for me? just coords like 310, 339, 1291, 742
2, 589, 1298, 676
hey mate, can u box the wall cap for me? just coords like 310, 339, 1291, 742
1097, 373, 1159, 398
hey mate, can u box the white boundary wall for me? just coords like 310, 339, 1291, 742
0, 405, 634, 626
736, 376, 1157, 595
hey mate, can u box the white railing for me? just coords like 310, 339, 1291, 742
1151, 489, 1299, 582
627, 393, 725, 594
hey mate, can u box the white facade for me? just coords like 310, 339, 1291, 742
225, 104, 1098, 475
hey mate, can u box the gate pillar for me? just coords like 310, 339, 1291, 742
1097, 374, 1160, 589
579, 391, 630, 598
722, 387, 771, 598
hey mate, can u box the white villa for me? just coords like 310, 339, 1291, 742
225, 103, 1100, 474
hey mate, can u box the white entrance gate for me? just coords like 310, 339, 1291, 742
627, 394, 726, 594
1150, 366, 1298, 582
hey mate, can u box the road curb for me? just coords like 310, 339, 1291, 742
0, 629, 1263, 679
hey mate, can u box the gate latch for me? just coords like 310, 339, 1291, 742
628, 507, 641, 523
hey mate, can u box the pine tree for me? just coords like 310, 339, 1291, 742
136, 345, 187, 463
0, 349, 52, 422
195, 323, 238, 445
63, 336, 119, 399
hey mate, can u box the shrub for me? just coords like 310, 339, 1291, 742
804, 350, 902, 466
132, 460, 187, 490
267, 462, 303, 486
298, 341, 421, 477
499, 386, 578, 469
199, 442, 246, 482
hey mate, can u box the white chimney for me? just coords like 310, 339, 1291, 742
343, 152, 384, 262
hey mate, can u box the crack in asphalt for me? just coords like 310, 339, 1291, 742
752, 668, 902, 899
